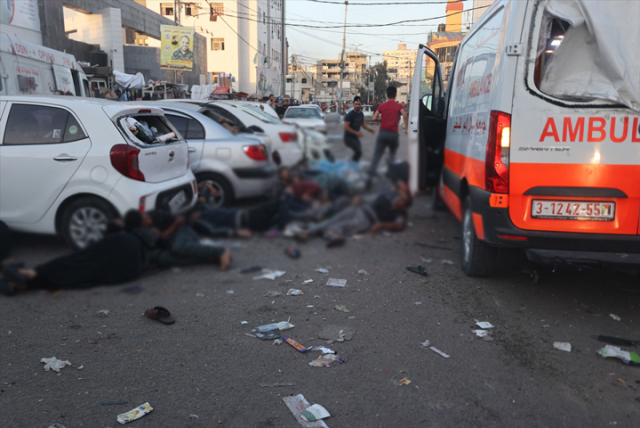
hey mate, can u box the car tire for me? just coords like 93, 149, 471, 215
431, 186, 447, 211
197, 173, 234, 207
60, 197, 117, 251
461, 196, 497, 277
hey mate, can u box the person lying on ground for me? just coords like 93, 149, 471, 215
284, 172, 329, 212
295, 183, 412, 247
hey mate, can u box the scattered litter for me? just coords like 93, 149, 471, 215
77, 365, 83, 370
610, 314, 622, 321
253, 269, 286, 280
307, 305, 314, 308
285, 246, 301, 259
597, 345, 640, 366
592, 335, 639, 347
301, 404, 331, 422
265, 290, 283, 297
251, 330, 281, 340
475, 321, 495, 329
282, 394, 330, 428
196, 293, 205, 297
406, 266, 427, 277
226, 290, 234, 295
259, 382, 296, 387
41, 357, 71, 372
420, 340, 431, 347
334, 305, 350, 313
318, 325, 356, 342
241, 321, 248, 325
255, 321, 294, 332
273, 339, 283, 346
315, 268, 329, 273
553, 342, 572, 352
48, 424, 66, 428
357, 269, 368, 275
309, 354, 338, 367
326, 278, 347, 287
287, 289, 304, 296
420, 257, 433, 263
521, 267, 540, 283
283, 336, 309, 353
441, 259, 455, 265
399, 378, 412, 385
429, 346, 450, 359
414, 302, 422, 305
337, 358, 348, 364
303, 279, 314, 284
240, 265, 263, 274
121, 284, 144, 295
472, 330, 489, 338
101, 401, 128, 406
117, 402, 153, 425
309, 347, 336, 354
97, 309, 110, 316
189, 414, 199, 420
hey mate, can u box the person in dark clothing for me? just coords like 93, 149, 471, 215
343, 96, 375, 162
0, 221, 11, 263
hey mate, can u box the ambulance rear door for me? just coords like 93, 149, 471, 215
509, 0, 640, 236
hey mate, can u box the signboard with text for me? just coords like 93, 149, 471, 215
257, 67, 281, 98
160, 26, 195, 71
0, 0, 40, 32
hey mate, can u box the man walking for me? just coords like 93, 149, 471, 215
344, 96, 375, 162
369, 86, 407, 182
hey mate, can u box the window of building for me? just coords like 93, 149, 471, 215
160, 3, 174, 16
301, 78, 307, 84
185, 3, 198, 16
210, 2, 224, 21
211, 37, 224, 51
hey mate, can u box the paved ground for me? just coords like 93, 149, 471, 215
1, 124, 639, 428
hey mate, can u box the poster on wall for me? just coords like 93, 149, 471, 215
160, 26, 195, 71
0, 0, 40, 32
257, 67, 281, 98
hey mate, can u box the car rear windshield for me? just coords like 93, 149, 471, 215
118, 115, 182, 146
235, 105, 282, 124
285, 108, 321, 119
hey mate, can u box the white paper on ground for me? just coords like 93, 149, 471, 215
553, 342, 572, 352
472, 330, 488, 338
309, 347, 336, 354
282, 394, 330, 428
253, 269, 286, 280
301, 404, 331, 422
315, 268, 329, 273
476, 321, 495, 329
429, 347, 450, 358
304, 279, 314, 284
326, 278, 347, 287
610, 314, 621, 321
41, 357, 71, 372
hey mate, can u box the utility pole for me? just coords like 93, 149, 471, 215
174, 0, 179, 84
339, 1, 348, 114
367, 55, 371, 104
281, 0, 286, 97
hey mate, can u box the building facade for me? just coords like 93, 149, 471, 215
142, 0, 285, 95
426, 0, 467, 87
472, 0, 495, 26
383, 44, 417, 103
313, 50, 367, 104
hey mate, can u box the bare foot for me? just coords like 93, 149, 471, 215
236, 229, 252, 239
218, 249, 231, 271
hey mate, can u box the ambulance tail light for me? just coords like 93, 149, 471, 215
486, 111, 511, 194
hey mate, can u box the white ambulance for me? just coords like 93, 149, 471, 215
0, 33, 91, 97
408, 0, 640, 276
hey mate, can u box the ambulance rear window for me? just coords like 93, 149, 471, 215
534, 13, 570, 92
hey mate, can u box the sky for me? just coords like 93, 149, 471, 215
286, 0, 474, 66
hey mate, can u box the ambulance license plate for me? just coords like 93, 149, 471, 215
531, 200, 615, 221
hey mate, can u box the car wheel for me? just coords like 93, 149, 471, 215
197, 173, 234, 207
461, 196, 496, 277
60, 197, 116, 251
431, 186, 447, 211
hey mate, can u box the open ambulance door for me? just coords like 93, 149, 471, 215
408, 45, 446, 194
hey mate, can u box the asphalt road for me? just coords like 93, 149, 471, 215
1, 123, 639, 428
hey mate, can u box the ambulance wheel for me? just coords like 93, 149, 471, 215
461, 197, 496, 277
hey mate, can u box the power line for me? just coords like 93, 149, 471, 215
308, 0, 463, 5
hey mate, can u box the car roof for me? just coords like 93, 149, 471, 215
287, 105, 317, 109
138, 101, 203, 112
0, 95, 146, 109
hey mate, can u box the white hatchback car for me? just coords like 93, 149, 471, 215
0, 96, 197, 249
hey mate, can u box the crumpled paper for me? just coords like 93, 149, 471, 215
41, 357, 71, 372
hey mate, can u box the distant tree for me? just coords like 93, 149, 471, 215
372, 61, 406, 101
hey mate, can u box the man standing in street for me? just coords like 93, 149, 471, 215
369, 86, 407, 183
344, 96, 375, 162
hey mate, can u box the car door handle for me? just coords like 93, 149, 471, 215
53, 155, 78, 161
188, 147, 196, 153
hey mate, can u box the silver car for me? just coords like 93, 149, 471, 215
147, 103, 277, 206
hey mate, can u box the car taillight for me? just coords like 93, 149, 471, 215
279, 132, 298, 142
139, 196, 146, 212
110, 144, 146, 182
485, 111, 510, 194
243, 144, 268, 161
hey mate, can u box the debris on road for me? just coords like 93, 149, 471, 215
521, 267, 540, 283
241, 321, 248, 325
334, 305, 350, 312
301, 404, 331, 422
273, 339, 283, 346
265, 290, 283, 297
326, 278, 347, 287
285, 246, 301, 259
303, 279, 314, 284
429, 346, 450, 359
318, 325, 356, 342
406, 266, 428, 276
414, 301, 422, 305
101, 401, 128, 406
420, 340, 431, 347
441, 259, 455, 265
96, 309, 110, 316
472, 330, 489, 338
116, 402, 153, 425
144, 306, 175, 325
399, 378, 412, 385
287, 289, 304, 296
259, 382, 296, 387
41, 357, 71, 372
475, 321, 495, 329
553, 342, 572, 352
592, 335, 639, 347
309, 354, 338, 367
283, 336, 310, 353
256, 321, 294, 332
282, 394, 330, 428
47, 424, 66, 428
357, 269, 368, 275
597, 345, 640, 366
253, 269, 286, 280
189, 414, 199, 420
309, 347, 336, 354
240, 265, 263, 274
610, 314, 622, 321
315, 268, 329, 273
420, 257, 433, 263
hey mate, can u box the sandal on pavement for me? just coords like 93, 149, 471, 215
144, 306, 175, 325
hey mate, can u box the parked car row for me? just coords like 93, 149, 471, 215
0, 95, 335, 249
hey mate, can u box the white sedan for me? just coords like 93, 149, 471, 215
282, 106, 327, 134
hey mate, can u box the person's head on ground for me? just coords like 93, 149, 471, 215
396, 180, 410, 196
124, 210, 146, 231
278, 166, 291, 185
289, 171, 302, 184
392, 193, 412, 212
387, 86, 397, 100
